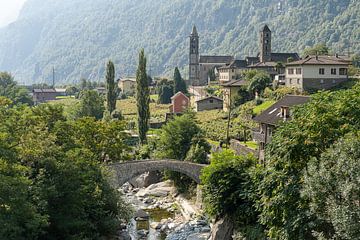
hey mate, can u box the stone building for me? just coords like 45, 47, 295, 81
195, 96, 223, 112
118, 78, 136, 96
248, 25, 300, 80
285, 55, 350, 92
32, 89, 58, 104
221, 79, 247, 111
252, 95, 310, 162
169, 92, 189, 113
218, 60, 248, 83
189, 25, 233, 86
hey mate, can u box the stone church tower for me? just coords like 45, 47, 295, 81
189, 25, 200, 86
260, 25, 272, 62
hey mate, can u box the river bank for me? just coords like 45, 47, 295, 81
118, 179, 211, 240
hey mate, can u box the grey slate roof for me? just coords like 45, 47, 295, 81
220, 79, 247, 87
271, 52, 300, 62
286, 55, 350, 66
33, 89, 57, 93
219, 60, 248, 69
253, 95, 310, 126
195, 96, 223, 103
191, 25, 198, 36
262, 24, 271, 32
199, 55, 234, 64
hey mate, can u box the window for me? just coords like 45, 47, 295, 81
319, 68, 325, 75
232, 69, 234, 73
320, 79, 324, 84
296, 68, 302, 74
288, 68, 294, 75
232, 76, 235, 79
289, 79, 292, 84
339, 68, 348, 75
331, 68, 337, 75
209, 99, 214, 103
297, 79, 300, 84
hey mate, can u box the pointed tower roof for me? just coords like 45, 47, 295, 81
191, 25, 198, 36
262, 24, 271, 32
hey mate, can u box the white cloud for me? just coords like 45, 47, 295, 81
0, 0, 27, 27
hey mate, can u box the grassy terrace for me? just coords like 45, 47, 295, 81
117, 96, 170, 122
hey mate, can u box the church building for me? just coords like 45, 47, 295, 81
189, 26, 233, 86
188, 25, 300, 86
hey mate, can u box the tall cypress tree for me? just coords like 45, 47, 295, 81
173, 67, 187, 94
136, 49, 150, 144
106, 60, 117, 115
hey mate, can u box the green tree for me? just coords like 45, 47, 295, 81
201, 150, 264, 239
157, 79, 174, 104
303, 133, 360, 239
105, 60, 117, 115
136, 49, 150, 144
258, 83, 360, 239
0, 100, 132, 239
0, 159, 47, 240
173, 67, 187, 94
0, 72, 33, 105
75, 90, 104, 120
247, 72, 271, 96
156, 114, 210, 192
208, 68, 216, 82
65, 85, 78, 96
303, 43, 330, 56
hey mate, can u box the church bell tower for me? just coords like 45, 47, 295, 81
260, 24, 272, 62
189, 25, 200, 86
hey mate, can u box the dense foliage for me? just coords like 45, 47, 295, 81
303, 133, 360, 239
75, 90, 105, 120
0, 100, 132, 239
1, 0, 359, 84
157, 79, 174, 104
257, 83, 360, 239
155, 114, 210, 193
105, 60, 117, 115
173, 67, 187, 94
0, 72, 32, 105
136, 49, 150, 144
201, 150, 264, 239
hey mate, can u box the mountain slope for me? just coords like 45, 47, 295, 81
0, 0, 359, 84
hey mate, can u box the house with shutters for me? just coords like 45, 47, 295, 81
285, 55, 351, 92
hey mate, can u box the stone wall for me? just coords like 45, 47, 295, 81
229, 139, 258, 157
108, 160, 206, 186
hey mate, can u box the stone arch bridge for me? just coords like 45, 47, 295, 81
108, 160, 207, 186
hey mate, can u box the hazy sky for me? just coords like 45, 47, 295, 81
0, 0, 27, 27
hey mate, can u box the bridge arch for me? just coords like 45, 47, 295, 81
108, 160, 206, 187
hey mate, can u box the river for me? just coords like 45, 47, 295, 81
118, 180, 211, 240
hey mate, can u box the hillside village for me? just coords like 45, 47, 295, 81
1, 11, 360, 240
30, 24, 357, 163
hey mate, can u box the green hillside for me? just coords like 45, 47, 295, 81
0, 0, 359, 84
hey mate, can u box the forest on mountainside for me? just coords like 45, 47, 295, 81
0, 0, 359, 84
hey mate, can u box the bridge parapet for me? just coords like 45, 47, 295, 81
108, 159, 206, 186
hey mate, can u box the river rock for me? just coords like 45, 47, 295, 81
117, 230, 131, 240
186, 232, 211, 240
136, 180, 174, 197
209, 216, 234, 240
150, 222, 162, 229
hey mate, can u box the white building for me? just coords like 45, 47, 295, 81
285, 55, 351, 92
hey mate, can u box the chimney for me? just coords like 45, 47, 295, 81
281, 106, 290, 120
